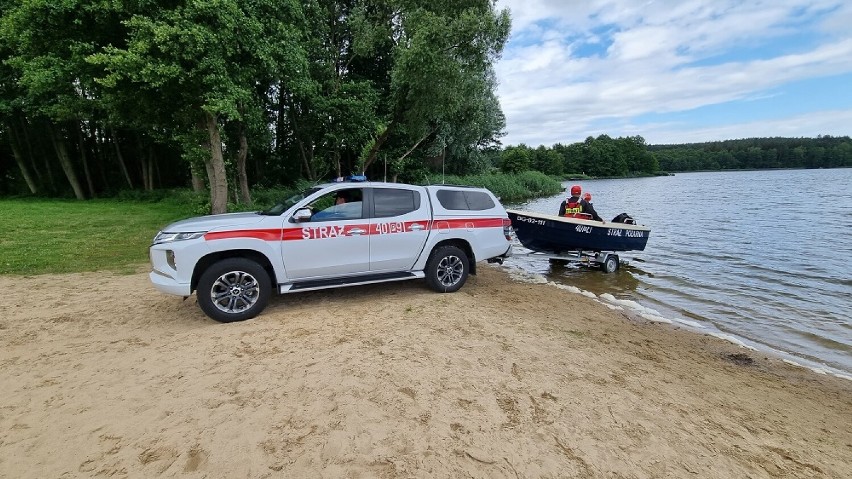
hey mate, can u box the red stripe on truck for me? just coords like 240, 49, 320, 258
204, 229, 282, 241
204, 217, 507, 242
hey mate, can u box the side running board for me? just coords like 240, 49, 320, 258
280, 271, 425, 294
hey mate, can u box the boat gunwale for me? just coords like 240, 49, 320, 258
506, 209, 651, 232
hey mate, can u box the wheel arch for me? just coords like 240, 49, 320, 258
430, 238, 476, 275
192, 250, 278, 293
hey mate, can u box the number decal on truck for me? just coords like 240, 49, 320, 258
373, 222, 406, 235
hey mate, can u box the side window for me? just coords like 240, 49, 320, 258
464, 191, 495, 210
308, 188, 364, 221
435, 189, 495, 211
374, 188, 420, 218
435, 190, 468, 210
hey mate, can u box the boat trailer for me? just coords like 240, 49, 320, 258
512, 247, 627, 273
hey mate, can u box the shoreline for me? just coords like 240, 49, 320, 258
503, 266, 852, 382
2, 266, 850, 477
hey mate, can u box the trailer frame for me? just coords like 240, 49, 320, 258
512, 248, 627, 273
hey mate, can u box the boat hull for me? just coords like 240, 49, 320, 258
507, 209, 650, 253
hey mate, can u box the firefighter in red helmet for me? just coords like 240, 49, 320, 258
558, 185, 603, 222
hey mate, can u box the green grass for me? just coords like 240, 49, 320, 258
0, 198, 196, 275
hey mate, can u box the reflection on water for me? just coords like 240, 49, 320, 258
503, 169, 852, 377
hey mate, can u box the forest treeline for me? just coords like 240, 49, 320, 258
515, 134, 852, 177
497, 135, 659, 178
0, 0, 511, 212
650, 136, 852, 172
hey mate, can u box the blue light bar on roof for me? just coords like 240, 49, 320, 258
334, 175, 368, 182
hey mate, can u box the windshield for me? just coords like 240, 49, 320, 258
260, 187, 322, 215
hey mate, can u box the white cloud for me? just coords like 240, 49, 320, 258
493, 0, 852, 145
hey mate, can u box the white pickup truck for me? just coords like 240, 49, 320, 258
149, 181, 513, 322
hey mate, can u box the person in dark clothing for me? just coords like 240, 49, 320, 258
558, 185, 604, 222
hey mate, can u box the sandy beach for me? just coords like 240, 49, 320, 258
1, 265, 850, 478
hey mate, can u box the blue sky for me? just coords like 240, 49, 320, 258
493, 0, 852, 146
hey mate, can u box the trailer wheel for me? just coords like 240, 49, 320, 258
601, 254, 619, 273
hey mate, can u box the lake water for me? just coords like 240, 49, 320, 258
502, 169, 852, 378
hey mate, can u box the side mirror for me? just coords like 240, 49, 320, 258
292, 208, 312, 222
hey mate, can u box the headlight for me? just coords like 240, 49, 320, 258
153, 231, 207, 245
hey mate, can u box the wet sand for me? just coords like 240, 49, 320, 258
1, 266, 850, 478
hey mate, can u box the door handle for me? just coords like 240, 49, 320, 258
408, 223, 425, 231
348, 228, 366, 236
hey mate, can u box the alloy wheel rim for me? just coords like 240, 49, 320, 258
210, 270, 259, 314
437, 255, 463, 286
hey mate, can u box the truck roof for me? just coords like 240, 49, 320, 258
314, 181, 488, 191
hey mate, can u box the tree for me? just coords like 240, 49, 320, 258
359, 0, 510, 174
423, 71, 506, 176
0, 0, 119, 199
0, 0, 514, 198
500, 144, 531, 173
0, 3, 39, 195
531, 145, 562, 176
90, 0, 308, 213
277, 0, 383, 181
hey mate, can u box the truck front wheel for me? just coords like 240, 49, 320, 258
425, 245, 469, 293
197, 258, 271, 322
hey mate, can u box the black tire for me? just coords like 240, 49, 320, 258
601, 254, 619, 273
197, 258, 272, 322
425, 245, 470, 293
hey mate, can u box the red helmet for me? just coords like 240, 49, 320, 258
570, 185, 581, 196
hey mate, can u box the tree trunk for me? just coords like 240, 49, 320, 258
48, 123, 85, 200
397, 127, 436, 163
276, 85, 288, 165
286, 96, 315, 180
137, 134, 150, 192
190, 163, 205, 192
22, 116, 52, 191
111, 128, 133, 189
77, 122, 96, 198
92, 124, 109, 188
296, 138, 315, 180
154, 148, 162, 188
147, 146, 155, 190
363, 123, 393, 172
204, 111, 228, 214
7, 126, 38, 194
14, 117, 43, 188
236, 122, 252, 206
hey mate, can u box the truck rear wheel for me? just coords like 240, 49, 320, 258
425, 245, 469, 293
197, 258, 271, 322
